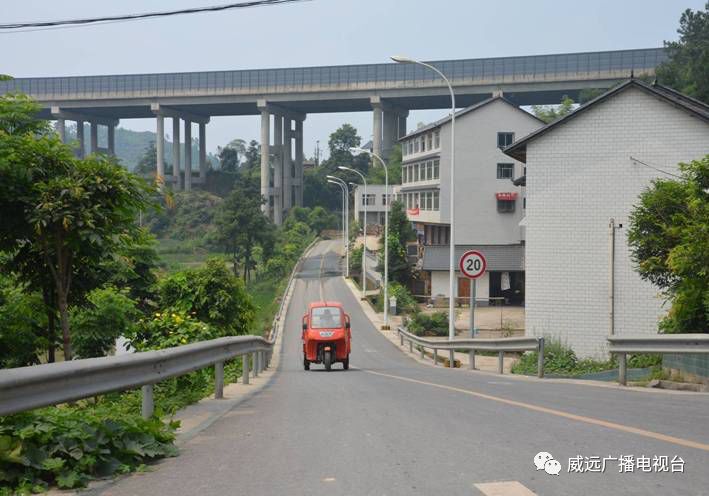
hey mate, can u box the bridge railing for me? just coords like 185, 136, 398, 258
0, 336, 273, 418
397, 327, 544, 377
607, 334, 709, 386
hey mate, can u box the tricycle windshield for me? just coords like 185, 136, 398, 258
310, 307, 343, 328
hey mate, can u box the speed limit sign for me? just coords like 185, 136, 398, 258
459, 250, 486, 279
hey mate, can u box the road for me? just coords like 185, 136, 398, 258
100, 240, 709, 496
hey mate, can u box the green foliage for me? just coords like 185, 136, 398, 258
406, 311, 449, 337
628, 156, 709, 332
378, 200, 415, 285
367, 145, 402, 185
349, 245, 363, 274
532, 95, 575, 123
215, 179, 275, 280
657, 3, 709, 104
0, 272, 46, 368
71, 287, 140, 359
307, 206, 338, 234
0, 407, 177, 492
375, 281, 416, 314
627, 354, 662, 369
129, 310, 219, 351
145, 190, 222, 243
511, 339, 615, 376
158, 259, 255, 335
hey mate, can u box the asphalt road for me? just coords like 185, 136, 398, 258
101, 240, 709, 496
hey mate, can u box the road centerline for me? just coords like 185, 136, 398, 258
363, 369, 709, 452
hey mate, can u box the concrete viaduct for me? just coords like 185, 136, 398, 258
0, 47, 667, 224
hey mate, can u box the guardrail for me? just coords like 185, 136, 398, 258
608, 334, 709, 386
0, 238, 319, 419
397, 327, 544, 377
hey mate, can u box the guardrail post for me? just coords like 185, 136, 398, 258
449, 350, 454, 368
243, 354, 250, 385
408, 339, 413, 353
618, 352, 627, 386
400, 334, 404, 346
141, 385, 154, 419
537, 338, 545, 378
215, 361, 224, 399
433, 348, 438, 366
419, 345, 424, 359
469, 349, 475, 370
498, 351, 504, 374
253, 352, 259, 377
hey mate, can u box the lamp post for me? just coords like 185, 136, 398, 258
339, 166, 368, 300
326, 175, 349, 278
350, 147, 390, 329
392, 54, 457, 342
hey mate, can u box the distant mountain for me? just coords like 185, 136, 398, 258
60, 123, 218, 171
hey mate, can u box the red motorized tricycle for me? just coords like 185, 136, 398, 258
302, 301, 351, 371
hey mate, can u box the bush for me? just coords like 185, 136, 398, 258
375, 282, 416, 314
72, 287, 140, 359
0, 407, 177, 493
0, 274, 46, 368
158, 258, 255, 335
511, 339, 615, 376
128, 310, 219, 351
406, 311, 449, 337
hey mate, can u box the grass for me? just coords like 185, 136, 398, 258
248, 275, 288, 337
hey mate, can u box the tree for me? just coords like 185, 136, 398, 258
368, 144, 402, 185
378, 200, 415, 285
216, 180, 275, 280
627, 155, 709, 333
158, 258, 256, 335
532, 96, 575, 123
657, 3, 709, 104
134, 141, 157, 175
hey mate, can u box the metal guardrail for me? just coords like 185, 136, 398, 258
0, 336, 272, 418
0, 238, 319, 419
607, 334, 709, 386
397, 327, 544, 377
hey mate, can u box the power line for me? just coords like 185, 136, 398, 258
0, 0, 310, 31
629, 156, 684, 180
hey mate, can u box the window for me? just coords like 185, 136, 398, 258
427, 133, 433, 150
414, 139, 420, 153
497, 163, 514, 179
497, 199, 516, 213
434, 130, 440, 148
362, 194, 375, 206
497, 132, 514, 149
433, 159, 440, 179
382, 194, 391, 206
408, 141, 413, 155
425, 192, 432, 210
433, 190, 439, 210
310, 306, 342, 329
413, 163, 420, 182
420, 136, 426, 152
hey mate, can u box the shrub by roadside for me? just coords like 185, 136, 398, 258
405, 311, 449, 337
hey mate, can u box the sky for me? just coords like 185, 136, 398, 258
2, 0, 703, 159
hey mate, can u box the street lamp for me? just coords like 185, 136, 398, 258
392, 54, 457, 342
326, 176, 349, 278
339, 166, 368, 300
350, 147, 390, 330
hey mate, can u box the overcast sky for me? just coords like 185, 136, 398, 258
2, 0, 703, 159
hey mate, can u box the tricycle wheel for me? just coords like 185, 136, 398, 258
323, 350, 332, 371
342, 357, 349, 370
303, 358, 310, 370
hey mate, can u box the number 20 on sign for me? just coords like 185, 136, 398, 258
459, 250, 486, 279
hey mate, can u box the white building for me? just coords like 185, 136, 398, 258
398, 96, 544, 302
352, 183, 397, 227
504, 79, 709, 358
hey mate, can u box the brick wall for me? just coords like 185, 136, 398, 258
525, 86, 709, 358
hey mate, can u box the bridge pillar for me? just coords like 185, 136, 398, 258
259, 106, 271, 217
382, 109, 397, 159
283, 118, 293, 214
90, 122, 98, 155
371, 98, 383, 158
273, 114, 284, 225
56, 119, 66, 143
295, 118, 304, 207
199, 122, 207, 183
107, 124, 115, 156
184, 120, 192, 192
172, 117, 181, 190
397, 110, 408, 139
76, 120, 85, 158
156, 115, 165, 191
